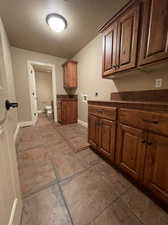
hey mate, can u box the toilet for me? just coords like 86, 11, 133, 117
45, 105, 53, 117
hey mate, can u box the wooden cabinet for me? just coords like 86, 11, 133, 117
88, 106, 117, 161
101, 0, 168, 78
139, 0, 168, 66
57, 95, 77, 125
102, 2, 140, 77
88, 101, 168, 205
103, 23, 117, 76
118, 108, 168, 204
99, 119, 116, 162
62, 61, 77, 88
116, 124, 146, 181
143, 133, 168, 204
116, 4, 139, 72
88, 114, 99, 149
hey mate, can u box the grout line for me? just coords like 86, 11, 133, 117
56, 126, 89, 153
58, 161, 101, 185
51, 160, 75, 225
17, 143, 45, 153
22, 178, 58, 199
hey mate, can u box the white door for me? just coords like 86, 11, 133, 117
0, 31, 22, 225
28, 64, 38, 125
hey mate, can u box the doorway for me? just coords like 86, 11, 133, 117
27, 61, 57, 125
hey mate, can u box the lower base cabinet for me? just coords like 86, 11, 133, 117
99, 119, 116, 162
57, 95, 77, 125
116, 123, 146, 182
143, 133, 168, 203
88, 115, 116, 161
88, 103, 168, 206
88, 114, 99, 149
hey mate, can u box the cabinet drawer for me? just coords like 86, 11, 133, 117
119, 108, 168, 136
88, 105, 117, 121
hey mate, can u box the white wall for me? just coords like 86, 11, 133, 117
11, 47, 66, 122
73, 34, 168, 123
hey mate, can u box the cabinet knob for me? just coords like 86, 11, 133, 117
147, 142, 152, 146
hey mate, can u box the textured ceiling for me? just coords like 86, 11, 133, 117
0, 0, 129, 58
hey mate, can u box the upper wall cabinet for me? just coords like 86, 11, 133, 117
103, 22, 117, 76
62, 60, 78, 88
100, 0, 168, 78
139, 0, 168, 66
117, 5, 140, 72
101, 1, 140, 77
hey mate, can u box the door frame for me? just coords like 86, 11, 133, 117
27, 60, 57, 124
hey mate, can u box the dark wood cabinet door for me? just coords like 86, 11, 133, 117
143, 133, 168, 203
139, 0, 168, 66
61, 100, 77, 124
102, 22, 117, 76
116, 124, 146, 181
99, 119, 116, 162
63, 61, 77, 88
88, 114, 99, 149
116, 3, 140, 72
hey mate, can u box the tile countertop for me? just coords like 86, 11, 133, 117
88, 100, 168, 113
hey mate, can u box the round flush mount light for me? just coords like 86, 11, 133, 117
46, 13, 67, 32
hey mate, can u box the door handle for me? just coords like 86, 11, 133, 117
5, 100, 18, 111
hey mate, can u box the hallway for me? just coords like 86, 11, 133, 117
17, 115, 168, 225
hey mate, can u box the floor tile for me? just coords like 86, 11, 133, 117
17, 115, 168, 225
17, 146, 50, 169
76, 148, 103, 168
93, 198, 143, 225
18, 133, 44, 152
61, 164, 124, 225
47, 142, 73, 157
52, 151, 86, 180
121, 186, 168, 225
95, 162, 132, 193
21, 184, 72, 225
43, 132, 64, 146
19, 162, 56, 196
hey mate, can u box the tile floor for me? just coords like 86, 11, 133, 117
17, 114, 168, 225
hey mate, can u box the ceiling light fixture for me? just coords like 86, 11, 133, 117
46, 13, 67, 32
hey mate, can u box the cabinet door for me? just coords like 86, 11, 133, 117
99, 119, 116, 162
143, 133, 168, 203
116, 124, 146, 181
139, 0, 168, 65
57, 99, 62, 122
88, 114, 99, 149
67, 62, 77, 88
116, 3, 140, 72
63, 62, 77, 88
61, 100, 77, 124
63, 64, 69, 88
102, 22, 117, 76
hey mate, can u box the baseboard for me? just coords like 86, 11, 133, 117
13, 124, 20, 143
19, 121, 34, 127
8, 198, 18, 225
78, 120, 88, 128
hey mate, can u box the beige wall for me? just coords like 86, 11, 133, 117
35, 71, 52, 111
73, 34, 168, 123
0, 19, 18, 134
11, 47, 66, 122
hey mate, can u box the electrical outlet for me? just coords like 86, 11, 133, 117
155, 79, 162, 88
